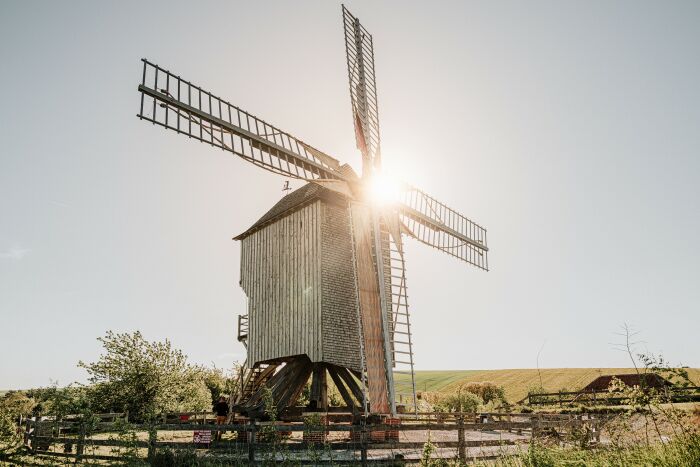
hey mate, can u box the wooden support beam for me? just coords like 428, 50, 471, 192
328, 366, 358, 412
276, 361, 313, 412
310, 364, 328, 410
335, 366, 365, 405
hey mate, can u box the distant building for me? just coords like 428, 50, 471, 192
582, 374, 672, 392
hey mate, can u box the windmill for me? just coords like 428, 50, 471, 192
136, 5, 488, 418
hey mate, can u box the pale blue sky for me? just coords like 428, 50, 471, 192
1, 1, 699, 389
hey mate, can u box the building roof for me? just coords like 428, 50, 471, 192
234, 182, 349, 240
581, 373, 672, 392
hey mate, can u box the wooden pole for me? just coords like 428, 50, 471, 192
76, 422, 85, 460
310, 364, 328, 411
23, 416, 30, 450
360, 426, 368, 467
147, 426, 157, 460
457, 415, 466, 462
29, 417, 37, 454
248, 421, 256, 463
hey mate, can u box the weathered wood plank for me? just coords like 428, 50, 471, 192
350, 202, 390, 414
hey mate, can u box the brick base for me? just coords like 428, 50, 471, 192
350, 428, 367, 443
303, 414, 328, 444
303, 430, 328, 444
357, 416, 401, 443
385, 417, 401, 441
370, 428, 386, 442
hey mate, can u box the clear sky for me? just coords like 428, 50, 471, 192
1, 1, 699, 390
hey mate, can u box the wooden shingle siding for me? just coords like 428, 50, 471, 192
238, 187, 363, 374
241, 201, 323, 366
320, 202, 362, 372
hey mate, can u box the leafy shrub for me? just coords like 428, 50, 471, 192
462, 382, 507, 405
0, 408, 21, 456
79, 331, 211, 422
0, 391, 37, 456
150, 446, 198, 467
28, 384, 92, 418
432, 387, 482, 413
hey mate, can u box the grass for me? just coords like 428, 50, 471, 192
397, 368, 700, 403
487, 433, 700, 467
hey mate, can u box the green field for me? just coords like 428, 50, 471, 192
400, 368, 700, 403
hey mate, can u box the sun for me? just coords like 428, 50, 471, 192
368, 171, 401, 205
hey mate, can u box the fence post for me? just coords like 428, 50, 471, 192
29, 417, 37, 453
360, 424, 368, 467
248, 420, 256, 463
23, 417, 31, 450
147, 426, 157, 460
76, 421, 85, 460
508, 413, 512, 433
457, 415, 466, 463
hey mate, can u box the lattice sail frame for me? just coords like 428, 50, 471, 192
397, 184, 489, 271
137, 59, 343, 182
343, 5, 381, 174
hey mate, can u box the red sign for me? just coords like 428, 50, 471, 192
193, 430, 212, 444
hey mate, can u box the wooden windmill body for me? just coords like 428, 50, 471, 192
136, 6, 489, 417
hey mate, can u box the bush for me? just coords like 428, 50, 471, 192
462, 382, 507, 405
0, 391, 37, 456
150, 447, 198, 467
433, 387, 482, 413
79, 331, 211, 422
0, 408, 21, 456
27, 384, 91, 418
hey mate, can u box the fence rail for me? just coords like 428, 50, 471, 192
527, 386, 700, 406
22, 411, 606, 464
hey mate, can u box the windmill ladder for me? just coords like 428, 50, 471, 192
387, 233, 418, 414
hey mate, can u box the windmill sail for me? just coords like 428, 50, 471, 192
343, 5, 381, 175
398, 184, 489, 271
137, 59, 345, 182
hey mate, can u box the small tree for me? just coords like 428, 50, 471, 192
433, 386, 482, 413
0, 391, 36, 457
202, 366, 240, 405
79, 331, 210, 422
462, 382, 507, 405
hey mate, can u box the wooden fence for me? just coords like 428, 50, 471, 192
22, 411, 606, 465
527, 386, 700, 406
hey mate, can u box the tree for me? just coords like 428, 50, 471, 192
79, 331, 210, 422
202, 366, 240, 405
0, 391, 36, 456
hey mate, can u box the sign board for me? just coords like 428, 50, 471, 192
193, 430, 212, 444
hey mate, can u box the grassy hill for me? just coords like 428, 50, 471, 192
399, 368, 700, 403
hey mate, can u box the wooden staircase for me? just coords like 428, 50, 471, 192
230, 362, 280, 414
232, 357, 314, 418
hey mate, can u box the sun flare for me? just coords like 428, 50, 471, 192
368, 171, 401, 205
